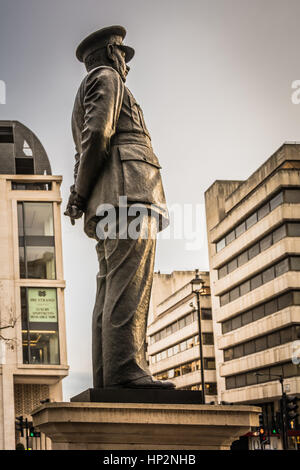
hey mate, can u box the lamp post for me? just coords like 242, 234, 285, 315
191, 269, 206, 404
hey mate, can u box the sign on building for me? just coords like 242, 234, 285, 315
27, 288, 57, 322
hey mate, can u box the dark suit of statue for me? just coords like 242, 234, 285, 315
71, 65, 169, 388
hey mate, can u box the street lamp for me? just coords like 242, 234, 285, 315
191, 269, 207, 404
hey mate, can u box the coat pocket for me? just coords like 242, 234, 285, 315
118, 144, 161, 168
118, 145, 165, 205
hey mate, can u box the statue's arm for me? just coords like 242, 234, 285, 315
74, 67, 124, 200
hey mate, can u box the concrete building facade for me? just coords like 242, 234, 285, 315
147, 271, 217, 402
0, 121, 68, 449
205, 143, 300, 450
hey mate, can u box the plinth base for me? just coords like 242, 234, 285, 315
32, 401, 261, 450
71, 387, 204, 404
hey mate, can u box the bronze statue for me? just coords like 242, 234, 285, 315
65, 25, 174, 389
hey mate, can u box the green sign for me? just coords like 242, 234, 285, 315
28, 288, 57, 323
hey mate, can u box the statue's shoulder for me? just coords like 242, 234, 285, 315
86, 65, 121, 81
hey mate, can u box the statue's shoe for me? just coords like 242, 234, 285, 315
110, 375, 176, 389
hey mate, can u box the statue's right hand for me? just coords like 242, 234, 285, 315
64, 205, 83, 225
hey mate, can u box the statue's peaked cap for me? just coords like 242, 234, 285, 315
76, 25, 135, 63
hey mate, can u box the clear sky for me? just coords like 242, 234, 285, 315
1, 0, 300, 399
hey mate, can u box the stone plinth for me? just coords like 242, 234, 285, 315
32, 401, 261, 450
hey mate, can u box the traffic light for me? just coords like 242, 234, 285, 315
258, 413, 265, 442
29, 426, 41, 438
272, 412, 281, 435
285, 396, 298, 429
15, 416, 24, 437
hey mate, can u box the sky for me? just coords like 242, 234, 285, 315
1, 0, 300, 399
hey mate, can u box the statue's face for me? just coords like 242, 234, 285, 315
111, 45, 129, 82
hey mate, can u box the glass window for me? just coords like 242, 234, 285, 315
226, 230, 235, 245
257, 369, 269, 383
237, 250, 248, 267
283, 362, 298, 378
257, 202, 270, 221
222, 320, 232, 334
246, 372, 257, 386
23, 202, 54, 236
251, 273, 262, 290
174, 366, 180, 377
240, 280, 251, 296
260, 233, 272, 252
290, 257, 300, 271
201, 309, 212, 320
241, 310, 252, 326
253, 304, 265, 321
229, 286, 240, 302
26, 246, 56, 280
262, 266, 275, 284
203, 333, 214, 345
161, 350, 167, 360
265, 298, 277, 316
224, 348, 233, 361
248, 242, 260, 260
166, 325, 172, 336
206, 383, 217, 395
173, 344, 180, 355
293, 291, 300, 305
233, 344, 243, 359
172, 322, 179, 334
284, 188, 300, 203
185, 313, 193, 326
181, 363, 192, 375
179, 317, 186, 329
220, 292, 230, 307
270, 191, 283, 210
180, 341, 187, 352
235, 222, 246, 238
287, 223, 300, 237
278, 291, 293, 310
273, 225, 287, 244
228, 258, 238, 273
167, 347, 173, 358
187, 337, 195, 349
216, 238, 226, 252
275, 258, 289, 277
21, 287, 60, 365
231, 315, 242, 330
191, 360, 200, 371
267, 331, 280, 348
168, 369, 175, 379
160, 329, 166, 340
236, 374, 246, 388
244, 340, 255, 355
218, 265, 228, 279
280, 328, 293, 344
226, 376, 236, 390
246, 212, 258, 230
18, 202, 56, 280
255, 336, 267, 352
204, 358, 215, 369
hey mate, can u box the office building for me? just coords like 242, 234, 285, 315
0, 121, 68, 449
147, 271, 217, 402
205, 143, 300, 449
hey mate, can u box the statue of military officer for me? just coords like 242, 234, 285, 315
65, 25, 174, 390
